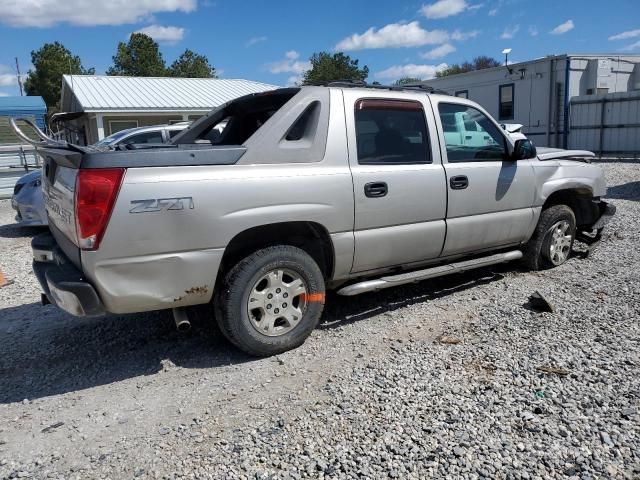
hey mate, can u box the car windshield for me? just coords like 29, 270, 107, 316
93, 128, 140, 147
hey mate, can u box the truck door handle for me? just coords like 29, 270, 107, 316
465, 135, 472, 140
450, 175, 469, 190
364, 182, 388, 198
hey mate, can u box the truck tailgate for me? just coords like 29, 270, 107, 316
40, 148, 82, 264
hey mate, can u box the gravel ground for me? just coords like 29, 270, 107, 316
0, 161, 638, 479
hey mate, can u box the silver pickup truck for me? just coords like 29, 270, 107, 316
17, 83, 614, 356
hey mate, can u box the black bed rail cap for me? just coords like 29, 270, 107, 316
301, 80, 450, 96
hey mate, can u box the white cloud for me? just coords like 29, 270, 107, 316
621, 40, 640, 51
335, 21, 449, 50
0, 0, 196, 27
0, 64, 17, 87
421, 43, 456, 60
421, 0, 468, 19
375, 63, 448, 81
529, 26, 539, 36
500, 25, 520, 39
135, 25, 185, 44
609, 29, 640, 41
488, 8, 497, 16
550, 19, 574, 35
451, 29, 480, 41
246, 36, 268, 47
267, 51, 310, 75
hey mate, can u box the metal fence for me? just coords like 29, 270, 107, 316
0, 144, 40, 199
568, 91, 640, 157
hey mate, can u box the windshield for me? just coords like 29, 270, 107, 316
93, 128, 139, 147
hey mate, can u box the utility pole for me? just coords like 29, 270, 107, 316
15, 57, 23, 96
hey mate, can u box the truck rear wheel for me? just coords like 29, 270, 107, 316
523, 205, 576, 271
215, 245, 325, 356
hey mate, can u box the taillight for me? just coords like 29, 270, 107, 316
75, 168, 124, 250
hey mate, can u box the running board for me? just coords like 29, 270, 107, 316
337, 250, 523, 296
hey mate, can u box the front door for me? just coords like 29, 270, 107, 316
343, 90, 447, 273
432, 100, 537, 256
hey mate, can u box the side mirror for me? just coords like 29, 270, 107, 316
512, 138, 537, 160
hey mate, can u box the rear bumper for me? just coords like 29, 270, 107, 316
32, 232, 104, 317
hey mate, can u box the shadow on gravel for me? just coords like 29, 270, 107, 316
606, 181, 640, 202
319, 265, 509, 330
0, 264, 514, 404
594, 157, 640, 164
0, 223, 47, 239
0, 303, 251, 404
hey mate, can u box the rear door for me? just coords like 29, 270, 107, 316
343, 90, 447, 273
431, 98, 536, 256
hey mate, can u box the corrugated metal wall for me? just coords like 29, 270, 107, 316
569, 91, 640, 156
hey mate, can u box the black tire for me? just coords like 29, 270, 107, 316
522, 205, 576, 271
214, 245, 325, 356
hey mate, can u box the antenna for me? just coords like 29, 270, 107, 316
15, 57, 23, 96
501, 48, 512, 67
502, 48, 514, 75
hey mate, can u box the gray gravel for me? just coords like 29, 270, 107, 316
0, 161, 638, 479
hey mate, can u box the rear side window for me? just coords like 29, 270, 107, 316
355, 99, 430, 165
121, 131, 164, 145
284, 101, 321, 142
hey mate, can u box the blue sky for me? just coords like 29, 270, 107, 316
0, 0, 639, 96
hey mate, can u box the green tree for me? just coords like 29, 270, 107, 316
302, 52, 369, 84
436, 55, 501, 78
168, 49, 217, 78
394, 77, 423, 85
106, 33, 166, 77
24, 42, 94, 110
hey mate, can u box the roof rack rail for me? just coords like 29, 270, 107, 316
301, 80, 450, 95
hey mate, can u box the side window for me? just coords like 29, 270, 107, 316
438, 103, 507, 163
283, 101, 321, 142
499, 84, 514, 120
121, 131, 164, 145
355, 99, 430, 165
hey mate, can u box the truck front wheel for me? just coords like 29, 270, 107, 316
523, 205, 576, 271
215, 245, 326, 356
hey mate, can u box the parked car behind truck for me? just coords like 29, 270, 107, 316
17, 84, 614, 356
10, 122, 190, 226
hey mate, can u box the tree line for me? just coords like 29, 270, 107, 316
24, 34, 216, 110
23, 34, 501, 111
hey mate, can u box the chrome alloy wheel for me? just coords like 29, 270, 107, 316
549, 220, 573, 265
247, 268, 308, 336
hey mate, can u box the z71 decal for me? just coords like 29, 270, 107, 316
129, 197, 195, 214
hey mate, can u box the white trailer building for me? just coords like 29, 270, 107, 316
422, 54, 640, 153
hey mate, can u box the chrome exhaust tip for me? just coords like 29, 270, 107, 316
172, 308, 191, 333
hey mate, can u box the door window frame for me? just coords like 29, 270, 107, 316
353, 97, 432, 165
435, 100, 510, 164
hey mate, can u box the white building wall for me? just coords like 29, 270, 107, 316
423, 54, 640, 148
